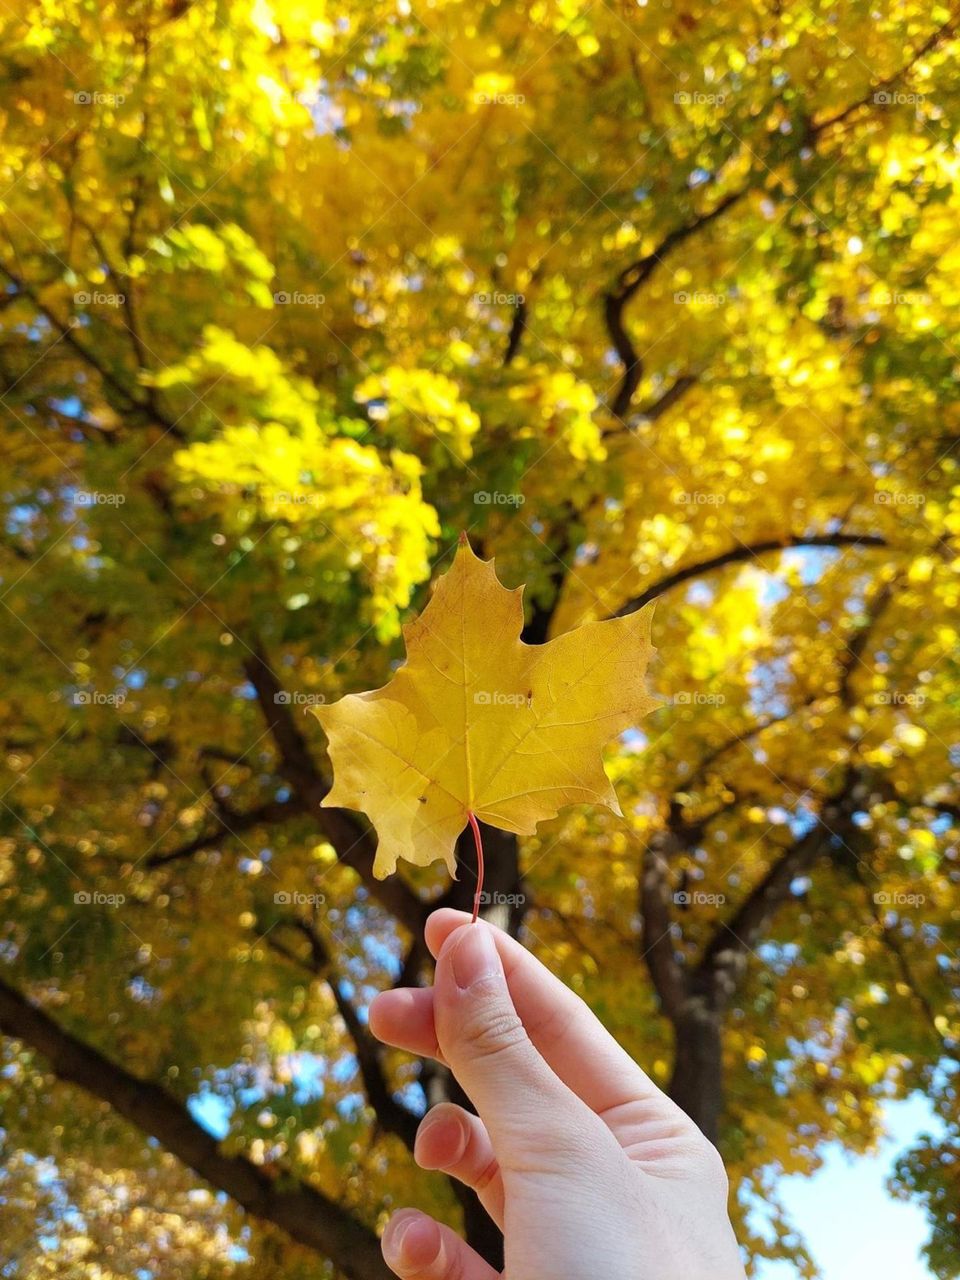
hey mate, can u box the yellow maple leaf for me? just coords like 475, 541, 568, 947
311, 537, 658, 880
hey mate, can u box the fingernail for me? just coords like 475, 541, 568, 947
382, 1211, 418, 1267
450, 923, 501, 990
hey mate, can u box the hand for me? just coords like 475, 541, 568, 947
369, 909, 746, 1280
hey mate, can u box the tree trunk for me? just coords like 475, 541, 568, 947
668, 984, 724, 1147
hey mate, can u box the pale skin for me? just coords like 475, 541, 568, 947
369, 908, 747, 1280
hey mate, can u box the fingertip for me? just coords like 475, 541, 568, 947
414, 1104, 469, 1170
424, 907, 472, 959
436, 919, 472, 962
369, 986, 444, 1063
367, 989, 395, 1041
382, 1210, 441, 1272
436, 921, 503, 991
368, 987, 422, 1041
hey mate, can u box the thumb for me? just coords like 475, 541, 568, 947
433, 922, 586, 1159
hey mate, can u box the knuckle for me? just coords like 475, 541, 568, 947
698, 1138, 730, 1195
419, 1238, 466, 1280
456, 997, 529, 1064
445, 1249, 470, 1280
501, 1127, 607, 1183
472, 1150, 501, 1195
525, 990, 573, 1045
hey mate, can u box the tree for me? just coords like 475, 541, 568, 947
0, 0, 958, 1275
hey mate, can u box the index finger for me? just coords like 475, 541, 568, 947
424, 908, 678, 1126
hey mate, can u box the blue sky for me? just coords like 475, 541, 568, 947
756, 1093, 941, 1279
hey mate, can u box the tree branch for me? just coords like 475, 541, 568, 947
811, 10, 960, 138
242, 646, 428, 936
504, 295, 527, 366
268, 918, 420, 1151
0, 262, 183, 438
0, 977, 392, 1280
697, 824, 829, 1000
520, 502, 579, 645
678, 570, 897, 786
860, 873, 948, 1048
602, 13, 960, 420
633, 374, 699, 425
604, 190, 745, 418
695, 771, 867, 1003
146, 797, 300, 868
836, 574, 896, 706
613, 532, 888, 617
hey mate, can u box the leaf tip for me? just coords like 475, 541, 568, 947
372, 849, 397, 879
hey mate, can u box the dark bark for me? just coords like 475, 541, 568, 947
631, 373, 698, 425
668, 982, 725, 1146
639, 834, 685, 1020
504, 296, 527, 365
242, 646, 428, 936
604, 190, 745, 419
521, 503, 578, 646
147, 796, 301, 868
0, 978, 392, 1280
660, 776, 869, 1144
811, 11, 960, 137
0, 263, 185, 437
696, 824, 835, 999
266, 918, 421, 1151
613, 533, 888, 618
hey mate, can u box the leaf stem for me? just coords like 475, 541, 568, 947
467, 811, 484, 923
